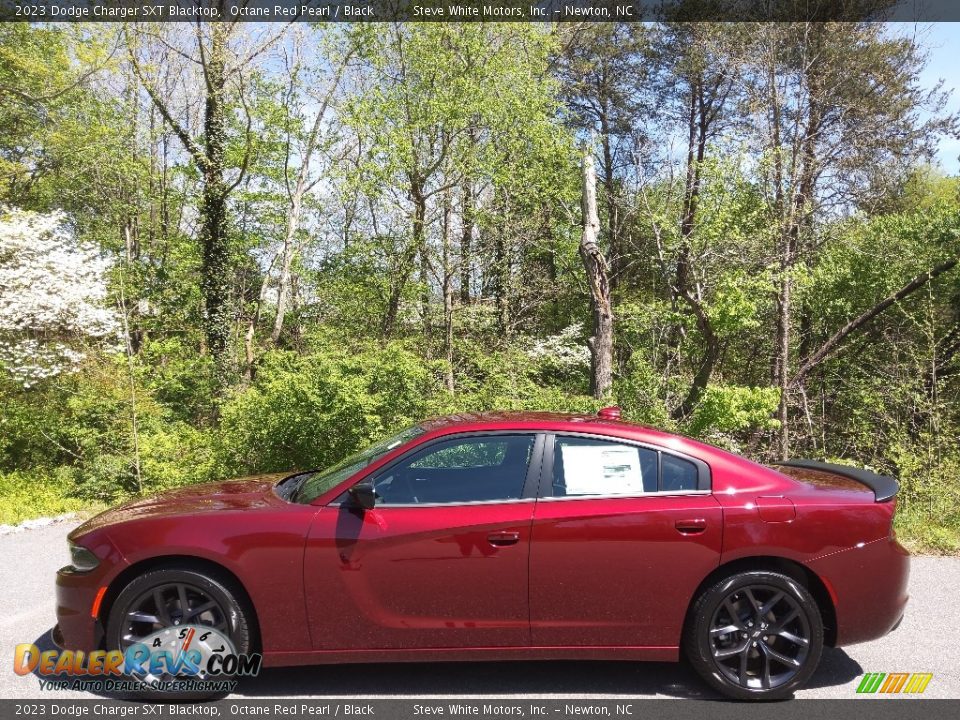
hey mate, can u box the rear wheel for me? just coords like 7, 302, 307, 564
684, 571, 823, 700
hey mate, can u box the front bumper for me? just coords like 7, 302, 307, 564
55, 565, 107, 652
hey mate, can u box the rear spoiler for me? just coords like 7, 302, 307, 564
773, 459, 899, 502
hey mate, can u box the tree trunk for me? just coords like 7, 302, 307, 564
774, 271, 792, 458
775, 27, 822, 459
493, 230, 509, 336
442, 190, 455, 392
671, 76, 719, 420
271, 51, 351, 344
579, 145, 614, 399
270, 191, 301, 344
420, 219, 431, 360
599, 102, 619, 291
200, 25, 232, 389
460, 179, 473, 305
490, 189, 511, 336
382, 185, 426, 339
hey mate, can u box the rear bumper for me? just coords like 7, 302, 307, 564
807, 536, 910, 647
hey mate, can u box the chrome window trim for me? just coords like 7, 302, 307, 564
537, 489, 713, 502
358, 497, 539, 509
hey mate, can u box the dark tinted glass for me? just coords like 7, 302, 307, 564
374, 435, 534, 505
661, 453, 698, 492
292, 425, 424, 503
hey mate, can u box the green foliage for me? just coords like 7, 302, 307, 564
137, 338, 217, 423
0, 469, 103, 526
215, 334, 601, 478
615, 354, 675, 430
706, 270, 769, 338
0, 355, 217, 506
685, 385, 781, 449
216, 343, 435, 475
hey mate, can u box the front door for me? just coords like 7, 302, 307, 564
529, 433, 723, 648
304, 433, 541, 650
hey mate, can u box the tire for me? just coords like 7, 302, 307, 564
105, 566, 253, 699
683, 570, 823, 701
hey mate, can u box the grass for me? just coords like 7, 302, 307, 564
895, 508, 960, 555
0, 471, 104, 526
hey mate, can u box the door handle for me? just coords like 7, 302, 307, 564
675, 518, 707, 534
487, 531, 520, 547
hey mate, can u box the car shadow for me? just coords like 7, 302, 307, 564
238, 647, 863, 699
31, 628, 863, 700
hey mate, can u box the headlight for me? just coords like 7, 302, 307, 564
69, 541, 100, 572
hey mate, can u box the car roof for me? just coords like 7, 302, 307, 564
419, 410, 623, 431
417, 411, 689, 449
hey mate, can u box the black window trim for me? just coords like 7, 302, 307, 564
332, 430, 546, 508
538, 431, 712, 500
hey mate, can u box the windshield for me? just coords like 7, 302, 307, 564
290, 425, 425, 504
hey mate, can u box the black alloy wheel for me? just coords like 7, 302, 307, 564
119, 581, 229, 649
709, 585, 810, 690
105, 566, 254, 700
685, 570, 824, 700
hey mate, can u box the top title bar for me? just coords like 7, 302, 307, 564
1, 0, 957, 22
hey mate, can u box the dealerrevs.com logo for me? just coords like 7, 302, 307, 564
15, 625, 261, 693
856, 672, 933, 694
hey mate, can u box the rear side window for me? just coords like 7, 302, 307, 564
373, 434, 535, 505
551, 436, 702, 497
661, 454, 698, 492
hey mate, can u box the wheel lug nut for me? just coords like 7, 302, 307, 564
753, 641, 758, 647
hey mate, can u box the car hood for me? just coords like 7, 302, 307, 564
69, 474, 286, 539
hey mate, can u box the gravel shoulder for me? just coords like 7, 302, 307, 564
2, 521, 957, 700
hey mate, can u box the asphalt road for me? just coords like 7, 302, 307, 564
2, 519, 958, 700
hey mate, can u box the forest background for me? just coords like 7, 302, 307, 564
2, 18, 960, 552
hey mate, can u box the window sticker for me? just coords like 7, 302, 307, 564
560, 443, 644, 495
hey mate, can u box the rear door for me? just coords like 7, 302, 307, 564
529, 433, 723, 648
304, 432, 543, 650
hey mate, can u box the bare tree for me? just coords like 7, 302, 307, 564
271, 35, 355, 344
580, 143, 614, 398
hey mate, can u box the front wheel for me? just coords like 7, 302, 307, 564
105, 566, 253, 699
684, 571, 823, 700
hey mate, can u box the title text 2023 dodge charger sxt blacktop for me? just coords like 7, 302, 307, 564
54, 408, 909, 700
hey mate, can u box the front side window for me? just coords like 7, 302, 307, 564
373, 434, 535, 505
551, 436, 702, 497
291, 425, 425, 504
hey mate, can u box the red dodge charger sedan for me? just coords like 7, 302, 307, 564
55, 408, 909, 700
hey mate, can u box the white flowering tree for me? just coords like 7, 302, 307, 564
528, 323, 592, 375
0, 206, 119, 387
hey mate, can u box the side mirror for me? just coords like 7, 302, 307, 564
348, 481, 377, 510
